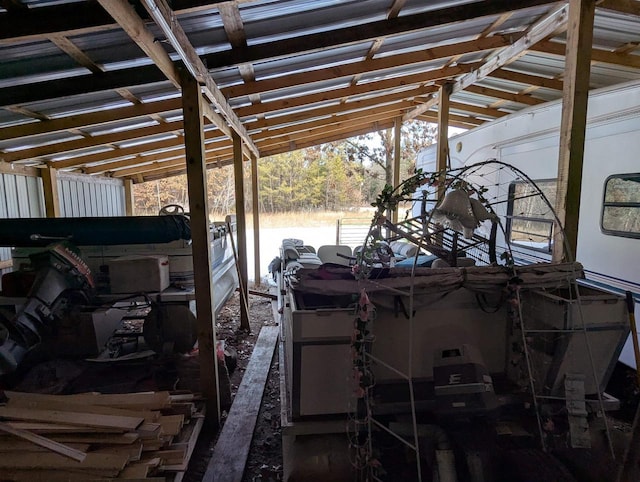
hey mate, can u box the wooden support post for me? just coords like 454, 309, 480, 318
436, 82, 452, 201
552, 0, 595, 262
250, 153, 261, 286
180, 66, 220, 427
392, 118, 402, 224
41, 166, 60, 218
233, 132, 250, 331
123, 178, 134, 216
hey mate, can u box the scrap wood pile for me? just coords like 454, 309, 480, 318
0, 390, 205, 481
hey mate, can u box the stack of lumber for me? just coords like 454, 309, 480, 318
0, 390, 205, 481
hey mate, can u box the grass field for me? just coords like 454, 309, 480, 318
213, 208, 375, 228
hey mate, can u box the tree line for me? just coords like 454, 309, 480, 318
133, 121, 439, 216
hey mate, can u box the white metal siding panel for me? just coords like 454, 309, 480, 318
56, 174, 125, 217
0, 172, 45, 284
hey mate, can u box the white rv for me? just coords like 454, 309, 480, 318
416, 79, 640, 368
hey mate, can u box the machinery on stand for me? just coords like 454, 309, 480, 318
0, 211, 238, 381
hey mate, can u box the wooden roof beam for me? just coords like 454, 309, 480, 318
49, 123, 227, 170
596, 0, 640, 17
448, 101, 509, 119
115, 149, 235, 179
258, 120, 395, 158
0, 98, 182, 141
2, 120, 187, 163
255, 106, 411, 149
0, 1, 247, 44
489, 68, 564, 90
202, 0, 560, 69
465, 84, 546, 105
223, 36, 512, 99
403, 3, 569, 121
246, 87, 436, 131
531, 39, 640, 68
86, 138, 232, 175
96, 0, 252, 157
236, 63, 474, 120
139, 0, 258, 158
415, 112, 480, 130
0, 65, 166, 109
0, 2, 557, 108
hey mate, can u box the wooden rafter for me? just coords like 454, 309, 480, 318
0, 0, 639, 182
139, 0, 258, 157
0, 98, 182, 141
404, 3, 569, 121
490, 68, 564, 90
532, 39, 640, 68
258, 120, 396, 158
597, 0, 640, 17
95, 0, 238, 150
240, 63, 474, 120
465, 84, 546, 106
223, 36, 511, 99
86, 139, 232, 175
2, 121, 186, 164
48, 35, 103, 74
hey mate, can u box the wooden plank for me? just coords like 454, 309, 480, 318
0, 407, 143, 431
0, 469, 131, 481
0, 259, 12, 270
136, 422, 162, 439
161, 408, 205, 472
0, 421, 87, 461
6, 422, 124, 434
203, 325, 279, 482
248, 289, 277, 300
0, 441, 90, 452
118, 463, 150, 479
0, 452, 129, 473
162, 402, 195, 419
156, 448, 186, 465
140, 438, 166, 452
7, 398, 160, 423
5, 390, 172, 411
93, 440, 144, 462
50, 432, 140, 445
158, 415, 184, 437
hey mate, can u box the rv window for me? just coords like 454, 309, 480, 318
507, 180, 557, 252
602, 174, 640, 238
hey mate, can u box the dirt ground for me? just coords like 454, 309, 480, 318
182, 286, 283, 482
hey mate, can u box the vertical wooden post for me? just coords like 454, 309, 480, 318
123, 178, 134, 216
436, 82, 452, 200
553, 0, 595, 262
233, 132, 250, 330
250, 153, 261, 286
180, 67, 220, 427
392, 118, 402, 224
41, 166, 60, 218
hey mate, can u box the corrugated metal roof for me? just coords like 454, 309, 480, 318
0, 0, 638, 181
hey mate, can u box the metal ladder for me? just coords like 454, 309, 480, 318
514, 275, 616, 457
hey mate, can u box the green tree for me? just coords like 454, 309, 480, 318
343, 120, 438, 204
132, 120, 436, 215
